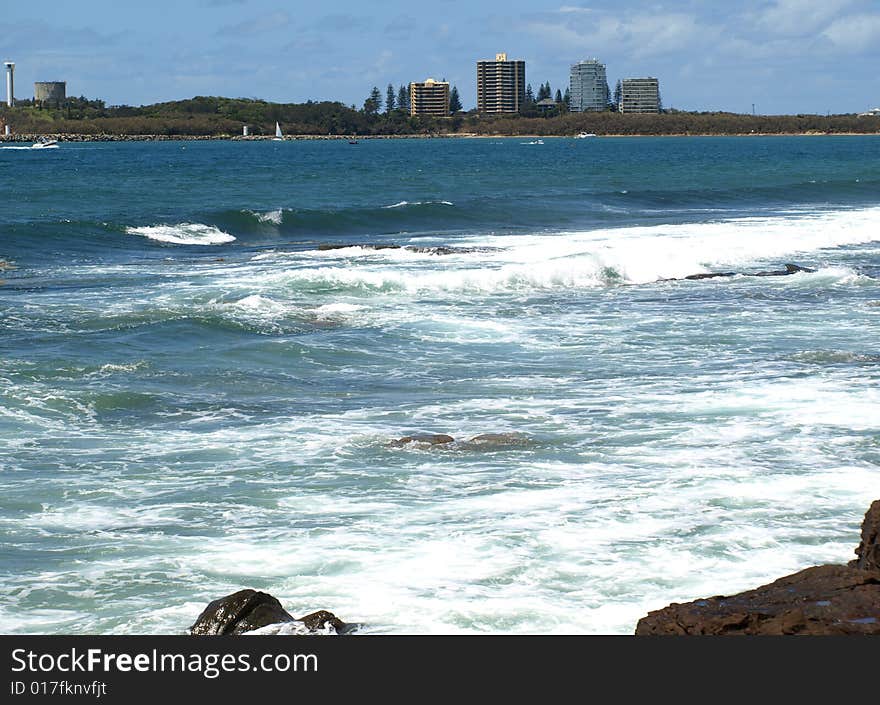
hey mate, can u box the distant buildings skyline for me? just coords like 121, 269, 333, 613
619, 78, 660, 114
410, 78, 449, 117
569, 59, 609, 113
476, 53, 526, 114
2, 2, 878, 115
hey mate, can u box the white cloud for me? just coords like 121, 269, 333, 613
822, 12, 880, 51
754, 0, 858, 35
524, 10, 712, 59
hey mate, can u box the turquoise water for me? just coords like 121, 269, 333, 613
1, 136, 879, 634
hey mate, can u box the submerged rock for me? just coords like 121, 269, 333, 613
684, 271, 736, 280
461, 433, 532, 448
678, 263, 815, 282
635, 501, 880, 635
405, 246, 502, 256
189, 589, 353, 635
388, 433, 455, 448
752, 263, 816, 276
317, 243, 402, 251
315, 243, 501, 256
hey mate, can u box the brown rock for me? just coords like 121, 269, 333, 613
189, 589, 295, 635
635, 565, 880, 635
462, 433, 532, 448
299, 610, 354, 634
636, 501, 880, 635
189, 590, 354, 635
388, 433, 455, 448
851, 500, 880, 571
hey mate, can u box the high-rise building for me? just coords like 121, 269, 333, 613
569, 59, 608, 112
476, 52, 525, 114
619, 78, 661, 113
409, 78, 450, 117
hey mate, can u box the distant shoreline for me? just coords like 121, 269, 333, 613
2, 131, 879, 143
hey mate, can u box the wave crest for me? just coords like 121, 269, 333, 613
126, 223, 236, 245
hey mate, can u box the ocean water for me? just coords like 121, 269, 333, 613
1, 136, 878, 634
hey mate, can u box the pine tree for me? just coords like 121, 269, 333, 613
449, 85, 462, 113
385, 84, 395, 113
525, 84, 535, 105
613, 80, 622, 111
554, 89, 562, 103
563, 87, 571, 108
363, 86, 382, 115
397, 84, 409, 112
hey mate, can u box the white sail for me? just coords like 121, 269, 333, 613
275, 122, 282, 139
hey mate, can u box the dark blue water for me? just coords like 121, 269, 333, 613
1, 136, 879, 634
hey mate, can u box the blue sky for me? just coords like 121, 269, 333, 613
3, 0, 879, 114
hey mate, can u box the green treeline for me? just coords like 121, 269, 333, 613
1, 96, 878, 136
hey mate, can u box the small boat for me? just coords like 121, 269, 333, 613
348, 139, 358, 144
31, 138, 58, 149
272, 122, 283, 141
574, 132, 596, 139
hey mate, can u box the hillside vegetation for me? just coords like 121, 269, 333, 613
1, 96, 878, 136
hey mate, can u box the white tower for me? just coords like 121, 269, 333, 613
4, 62, 14, 107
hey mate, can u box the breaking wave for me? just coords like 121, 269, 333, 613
126, 223, 236, 245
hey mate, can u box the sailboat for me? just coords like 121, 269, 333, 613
273, 122, 283, 141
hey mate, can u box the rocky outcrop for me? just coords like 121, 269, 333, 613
850, 500, 880, 571
681, 263, 816, 281
635, 501, 880, 635
388, 433, 455, 448
460, 433, 532, 448
387, 432, 533, 449
317, 244, 500, 256
189, 589, 353, 635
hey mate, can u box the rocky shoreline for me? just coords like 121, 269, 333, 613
0, 133, 450, 143
635, 500, 880, 635
187, 499, 879, 636
3, 132, 877, 144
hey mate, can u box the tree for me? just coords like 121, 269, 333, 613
554, 89, 562, 103
613, 80, 622, 112
385, 84, 395, 114
525, 84, 535, 105
563, 87, 571, 109
363, 86, 381, 115
397, 84, 409, 112
449, 85, 462, 113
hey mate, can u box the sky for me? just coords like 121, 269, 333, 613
2, 0, 879, 114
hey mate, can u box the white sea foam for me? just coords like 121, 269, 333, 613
383, 200, 454, 209
253, 209, 283, 224
244, 621, 339, 635
312, 302, 363, 316
126, 223, 236, 245
261, 206, 880, 295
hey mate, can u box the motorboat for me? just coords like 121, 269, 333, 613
574, 132, 597, 139
31, 138, 58, 149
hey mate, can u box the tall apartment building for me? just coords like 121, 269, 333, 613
409, 78, 450, 117
619, 78, 661, 113
569, 59, 608, 112
476, 52, 526, 114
